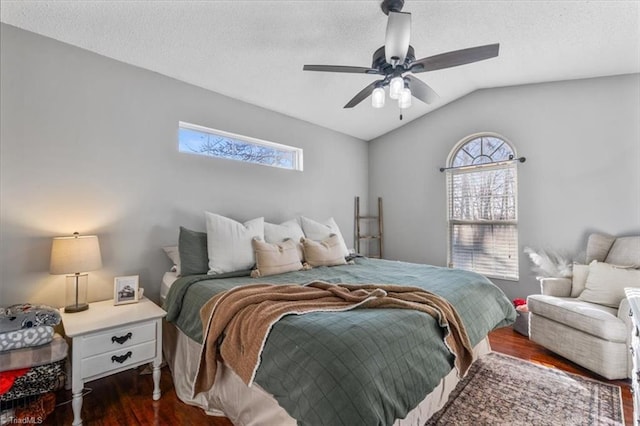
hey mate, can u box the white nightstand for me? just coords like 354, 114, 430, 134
60, 297, 167, 426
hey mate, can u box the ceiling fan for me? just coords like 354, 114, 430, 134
303, 0, 499, 110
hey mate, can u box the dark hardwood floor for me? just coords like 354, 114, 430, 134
43, 327, 632, 425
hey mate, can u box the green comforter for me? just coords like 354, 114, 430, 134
164, 257, 516, 425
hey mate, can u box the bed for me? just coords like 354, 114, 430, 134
161, 256, 516, 425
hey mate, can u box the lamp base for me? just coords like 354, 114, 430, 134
64, 303, 89, 313
65, 273, 89, 314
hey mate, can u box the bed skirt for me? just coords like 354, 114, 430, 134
162, 319, 491, 426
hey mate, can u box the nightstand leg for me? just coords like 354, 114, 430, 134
71, 350, 84, 426
72, 389, 83, 426
153, 318, 162, 401
152, 361, 161, 400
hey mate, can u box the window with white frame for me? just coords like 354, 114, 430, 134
446, 134, 519, 280
178, 121, 303, 171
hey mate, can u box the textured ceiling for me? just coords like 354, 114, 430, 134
1, 1, 639, 141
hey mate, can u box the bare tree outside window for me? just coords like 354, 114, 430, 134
178, 122, 303, 171
447, 135, 519, 280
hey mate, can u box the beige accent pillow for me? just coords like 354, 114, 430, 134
301, 235, 348, 267
251, 238, 303, 278
300, 216, 350, 258
578, 261, 640, 308
264, 220, 305, 261
570, 263, 589, 298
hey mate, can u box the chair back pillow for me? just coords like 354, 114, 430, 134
605, 236, 640, 268
585, 234, 616, 263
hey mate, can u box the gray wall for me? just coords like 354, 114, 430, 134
0, 24, 368, 306
369, 74, 640, 300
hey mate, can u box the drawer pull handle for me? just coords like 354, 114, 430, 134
111, 351, 132, 364
112, 332, 132, 345
631, 346, 635, 357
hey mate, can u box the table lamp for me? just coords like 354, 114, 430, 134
50, 232, 102, 313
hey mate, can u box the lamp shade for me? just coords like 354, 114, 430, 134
50, 234, 102, 275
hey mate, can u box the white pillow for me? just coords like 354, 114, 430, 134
265, 220, 305, 261
205, 212, 264, 274
162, 246, 180, 274
265, 219, 304, 243
578, 261, 640, 308
300, 216, 349, 258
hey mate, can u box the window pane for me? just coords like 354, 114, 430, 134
452, 136, 514, 166
449, 167, 516, 221
450, 223, 519, 280
178, 122, 302, 171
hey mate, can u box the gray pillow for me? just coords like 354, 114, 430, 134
178, 226, 209, 276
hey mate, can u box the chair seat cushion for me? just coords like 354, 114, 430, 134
528, 295, 626, 342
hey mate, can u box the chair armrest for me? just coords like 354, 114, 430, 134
618, 297, 632, 327
538, 277, 572, 297
618, 297, 633, 378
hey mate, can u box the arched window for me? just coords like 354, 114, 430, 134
446, 133, 519, 280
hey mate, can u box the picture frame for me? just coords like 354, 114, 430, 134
114, 275, 139, 305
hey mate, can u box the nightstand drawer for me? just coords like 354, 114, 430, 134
80, 321, 156, 358
81, 340, 157, 379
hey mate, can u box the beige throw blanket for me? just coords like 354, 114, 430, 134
192, 281, 473, 396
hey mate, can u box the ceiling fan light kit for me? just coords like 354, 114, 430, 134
303, 0, 500, 112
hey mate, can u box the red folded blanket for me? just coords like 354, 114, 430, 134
0, 367, 29, 395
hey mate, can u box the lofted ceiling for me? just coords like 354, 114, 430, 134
1, 1, 639, 141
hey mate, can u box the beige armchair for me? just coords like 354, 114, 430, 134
528, 234, 640, 380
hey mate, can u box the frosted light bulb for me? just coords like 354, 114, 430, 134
398, 87, 412, 109
389, 76, 404, 100
371, 87, 385, 108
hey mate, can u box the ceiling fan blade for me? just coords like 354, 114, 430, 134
344, 80, 383, 109
303, 65, 380, 74
410, 43, 500, 73
385, 11, 411, 64
405, 75, 439, 104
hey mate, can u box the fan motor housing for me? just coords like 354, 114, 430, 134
372, 45, 415, 72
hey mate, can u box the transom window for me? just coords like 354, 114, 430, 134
178, 121, 303, 171
446, 134, 519, 280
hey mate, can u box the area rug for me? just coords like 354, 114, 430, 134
426, 352, 623, 426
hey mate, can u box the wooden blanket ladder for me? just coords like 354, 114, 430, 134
354, 196, 383, 259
